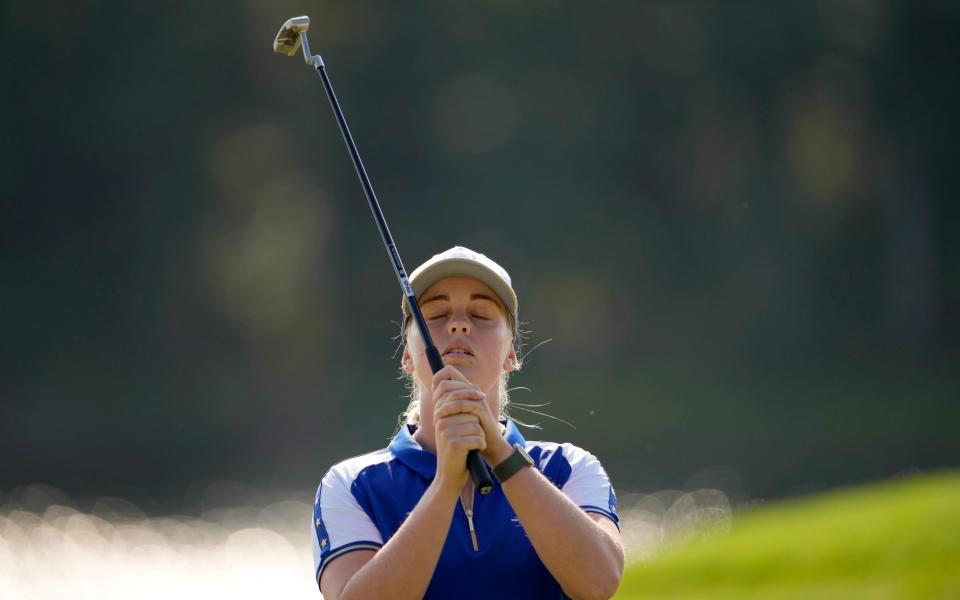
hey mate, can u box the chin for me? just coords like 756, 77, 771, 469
442, 356, 475, 367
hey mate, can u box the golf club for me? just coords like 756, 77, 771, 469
273, 16, 495, 495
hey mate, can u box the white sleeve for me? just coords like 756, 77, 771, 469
557, 443, 620, 527
311, 466, 384, 585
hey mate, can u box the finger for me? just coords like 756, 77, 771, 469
433, 379, 485, 402
436, 418, 482, 441
436, 418, 485, 449
436, 412, 481, 428
444, 435, 487, 453
446, 420, 485, 438
433, 375, 477, 390
434, 386, 486, 406
433, 387, 485, 415
438, 391, 499, 439
432, 365, 470, 388
435, 396, 488, 419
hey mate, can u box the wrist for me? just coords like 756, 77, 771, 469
482, 438, 514, 466
491, 443, 534, 484
431, 472, 467, 498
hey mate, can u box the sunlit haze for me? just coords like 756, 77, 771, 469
0, 484, 729, 599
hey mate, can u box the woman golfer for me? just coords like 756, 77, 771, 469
312, 247, 624, 599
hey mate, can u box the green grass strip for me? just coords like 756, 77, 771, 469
618, 471, 960, 599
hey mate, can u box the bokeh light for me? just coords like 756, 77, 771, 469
0, 483, 730, 598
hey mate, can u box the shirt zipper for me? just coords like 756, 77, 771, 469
459, 487, 479, 552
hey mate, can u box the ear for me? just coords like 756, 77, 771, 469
503, 346, 518, 372
401, 344, 415, 374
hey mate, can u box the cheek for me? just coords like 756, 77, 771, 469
407, 336, 435, 381
481, 330, 514, 367
404, 329, 424, 369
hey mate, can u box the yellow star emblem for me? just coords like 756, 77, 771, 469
315, 517, 323, 527
320, 538, 328, 549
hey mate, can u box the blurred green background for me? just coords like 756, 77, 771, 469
2, 0, 958, 510
619, 471, 960, 598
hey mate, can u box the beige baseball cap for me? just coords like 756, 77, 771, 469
401, 246, 519, 338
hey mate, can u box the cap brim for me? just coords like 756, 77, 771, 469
404, 257, 518, 317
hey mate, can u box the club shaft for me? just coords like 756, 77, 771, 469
312, 63, 494, 495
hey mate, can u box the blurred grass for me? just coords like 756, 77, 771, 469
618, 471, 960, 599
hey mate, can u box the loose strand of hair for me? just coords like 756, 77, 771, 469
518, 337, 553, 367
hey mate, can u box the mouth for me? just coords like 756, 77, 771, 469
442, 344, 475, 358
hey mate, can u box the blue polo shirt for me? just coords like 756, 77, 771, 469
312, 419, 619, 598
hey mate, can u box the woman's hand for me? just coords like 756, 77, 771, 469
431, 366, 512, 490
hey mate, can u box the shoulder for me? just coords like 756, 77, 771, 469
524, 440, 601, 470
525, 439, 620, 526
320, 447, 395, 490
526, 441, 600, 471
522, 440, 608, 486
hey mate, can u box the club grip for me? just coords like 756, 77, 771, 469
468, 450, 494, 495
425, 346, 495, 495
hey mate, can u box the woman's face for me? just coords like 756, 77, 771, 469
402, 276, 516, 401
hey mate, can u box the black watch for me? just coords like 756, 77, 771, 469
492, 443, 534, 484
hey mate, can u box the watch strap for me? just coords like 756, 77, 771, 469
492, 443, 533, 484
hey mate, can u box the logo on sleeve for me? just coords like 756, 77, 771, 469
315, 485, 332, 554
608, 488, 618, 516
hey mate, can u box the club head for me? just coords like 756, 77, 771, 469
273, 16, 311, 56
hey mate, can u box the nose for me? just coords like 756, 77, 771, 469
448, 312, 470, 336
